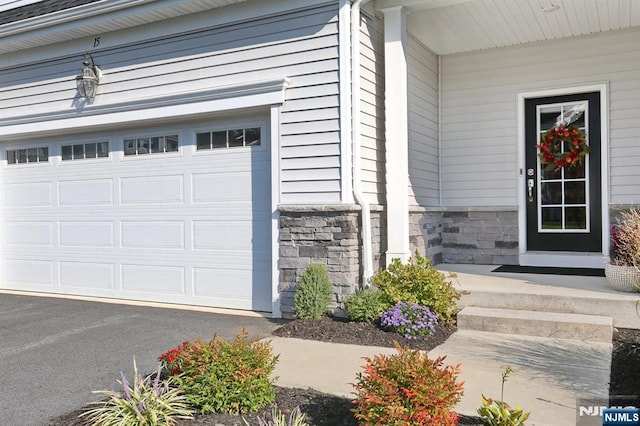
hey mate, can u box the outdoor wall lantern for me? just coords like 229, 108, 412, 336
75, 54, 102, 99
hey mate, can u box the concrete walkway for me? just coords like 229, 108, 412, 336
271, 330, 611, 426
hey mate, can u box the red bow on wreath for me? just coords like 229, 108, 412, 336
537, 123, 589, 172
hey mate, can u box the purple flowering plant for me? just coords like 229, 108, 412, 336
379, 302, 438, 339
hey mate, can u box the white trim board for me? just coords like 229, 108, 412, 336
516, 83, 610, 268
0, 78, 290, 140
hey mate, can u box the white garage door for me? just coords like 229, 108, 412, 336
0, 119, 272, 312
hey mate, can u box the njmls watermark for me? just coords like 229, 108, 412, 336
577, 396, 640, 426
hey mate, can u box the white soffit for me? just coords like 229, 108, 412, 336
401, 0, 640, 55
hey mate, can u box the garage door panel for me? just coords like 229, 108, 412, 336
194, 267, 251, 298
4, 182, 52, 207
193, 219, 270, 251
192, 171, 269, 204
121, 221, 184, 249
6, 222, 53, 246
189, 206, 270, 220
5, 259, 54, 285
120, 175, 184, 204
121, 264, 185, 295
60, 261, 114, 290
193, 266, 271, 311
59, 221, 114, 247
59, 179, 114, 206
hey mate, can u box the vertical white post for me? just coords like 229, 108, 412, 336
270, 104, 282, 318
382, 6, 410, 265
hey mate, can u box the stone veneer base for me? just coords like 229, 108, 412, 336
278, 205, 519, 317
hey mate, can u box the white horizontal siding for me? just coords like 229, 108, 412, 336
358, 10, 385, 206
440, 27, 640, 206
408, 33, 439, 207
0, 2, 343, 204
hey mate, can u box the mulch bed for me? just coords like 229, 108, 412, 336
272, 315, 457, 350
49, 318, 640, 426
610, 328, 640, 407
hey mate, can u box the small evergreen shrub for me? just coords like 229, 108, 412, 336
294, 263, 333, 320
371, 251, 462, 323
379, 302, 438, 339
352, 343, 464, 425
159, 331, 278, 415
80, 358, 194, 426
343, 287, 389, 322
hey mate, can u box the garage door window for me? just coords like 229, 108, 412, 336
124, 134, 179, 156
62, 141, 109, 161
196, 127, 261, 150
7, 147, 48, 165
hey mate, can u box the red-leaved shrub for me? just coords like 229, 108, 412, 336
352, 343, 464, 425
158, 331, 278, 415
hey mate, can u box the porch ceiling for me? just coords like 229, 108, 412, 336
377, 0, 640, 55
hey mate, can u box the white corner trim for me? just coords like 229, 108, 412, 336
516, 82, 610, 265
0, 78, 290, 139
270, 105, 282, 318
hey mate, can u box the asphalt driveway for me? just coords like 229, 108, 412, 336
0, 293, 283, 426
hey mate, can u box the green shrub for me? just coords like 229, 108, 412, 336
159, 331, 278, 415
371, 251, 461, 323
80, 358, 194, 426
352, 343, 464, 425
477, 367, 530, 426
343, 287, 389, 322
294, 263, 333, 320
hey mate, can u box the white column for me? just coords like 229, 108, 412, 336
382, 6, 410, 265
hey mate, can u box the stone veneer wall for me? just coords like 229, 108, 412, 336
278, 205, 518, 316
440, 210, 518, 264
408, 208, 518, 265
278, 205, 386, 318
409, 210, 443, 264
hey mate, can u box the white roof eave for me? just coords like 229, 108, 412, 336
0, 0, 155, 38
0, 0, 248, 54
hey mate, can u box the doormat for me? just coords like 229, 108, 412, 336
492, 265, 605, 277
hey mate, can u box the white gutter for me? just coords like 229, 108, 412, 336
438, 54, 443, 206
351, 0, 374, 284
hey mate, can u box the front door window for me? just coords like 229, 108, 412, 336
524, 92, 602, 253
537, 102, 589, 232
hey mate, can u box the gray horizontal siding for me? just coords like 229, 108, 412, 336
408, 33, 439, 207
358, 9, 385, 205
440, 27, 640, 206
0, 1, 343, 204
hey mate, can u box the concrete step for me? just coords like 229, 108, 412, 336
438, 264, 640, 330
457, 306, 613, 343
459, 289, 640, 329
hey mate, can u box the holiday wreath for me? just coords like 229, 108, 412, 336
537, 123, 589, 172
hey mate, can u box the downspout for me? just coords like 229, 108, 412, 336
351, 0, 374, 285
438, 54, 442, 206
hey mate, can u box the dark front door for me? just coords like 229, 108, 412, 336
525, 92, 602, 252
